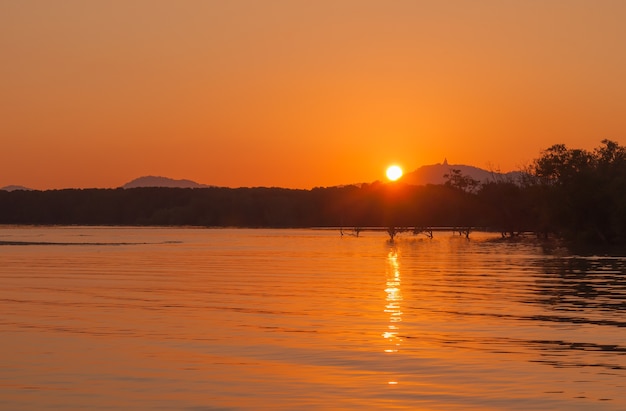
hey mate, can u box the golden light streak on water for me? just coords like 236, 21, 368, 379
0, 227, 625, 410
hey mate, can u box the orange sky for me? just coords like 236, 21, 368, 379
1, 1, 625, 189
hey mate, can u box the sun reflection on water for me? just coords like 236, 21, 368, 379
384, 248, 403, 358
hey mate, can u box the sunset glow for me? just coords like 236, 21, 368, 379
1, 2, 625, 190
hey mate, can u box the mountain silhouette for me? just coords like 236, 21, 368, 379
0, 185, 33, 192
5, 163, 521, 192
122, 176, 210, 189
401, 160, 522, 186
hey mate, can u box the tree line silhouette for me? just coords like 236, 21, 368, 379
1, 140, 624, 245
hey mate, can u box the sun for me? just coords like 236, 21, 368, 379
386, 165, 403, 181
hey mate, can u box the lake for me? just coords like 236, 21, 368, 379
1, 226, 625, 410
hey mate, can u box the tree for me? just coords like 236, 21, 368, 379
531, 140, 626, 244
444, 169, 481, 193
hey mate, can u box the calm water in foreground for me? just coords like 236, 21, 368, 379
1, 227, 625, 410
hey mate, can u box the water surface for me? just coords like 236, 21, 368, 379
1, 227, 625, 410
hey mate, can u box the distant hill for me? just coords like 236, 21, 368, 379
1, 185, 33, 192
3, 164, 521, 192
401, 160, 522, 186
122, 176, 210, 189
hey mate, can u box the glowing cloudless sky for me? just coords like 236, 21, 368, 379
1, 0, 625, 189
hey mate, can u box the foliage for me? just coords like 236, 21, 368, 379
444, 169, 481, 193
1, 140, 625, 245
530, 140, 626, 244
0, 184, 476, 229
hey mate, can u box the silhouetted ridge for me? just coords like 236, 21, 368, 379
1, 185, 33, 192
1, 140, 624, 245
402, 162, 522, 185
122, 176, 210, 189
